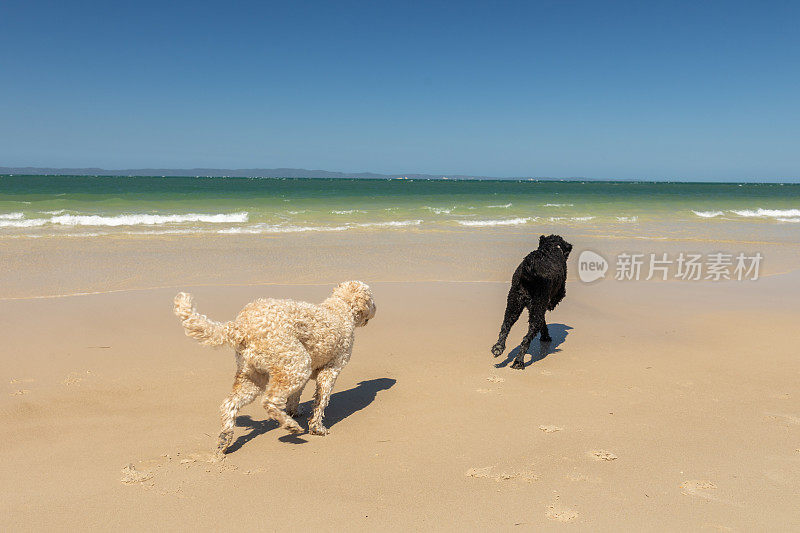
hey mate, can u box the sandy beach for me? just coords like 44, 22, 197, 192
5, 0, 800, 528
2, 229, 798, 530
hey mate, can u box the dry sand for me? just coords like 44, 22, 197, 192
1, 232, 799, 530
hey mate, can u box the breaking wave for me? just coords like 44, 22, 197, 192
0, 218, 47, 228
458, 217, 534, 227
730, 208, 800, 218
49, 212, 249, 226
693, 208, 800, 220
692, 210, 724, 218
424, 206, 453, 214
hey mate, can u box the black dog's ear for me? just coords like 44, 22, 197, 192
539, 235, 546, 247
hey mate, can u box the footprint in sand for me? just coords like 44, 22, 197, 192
538, 425, 563, 433
475, 388, 493, 394
680, 480, 719, 501
495, 471, 538, 482
589, 450, 618, 461
465, 467, 493, 478
465, 466, 537, 483
9, 378, 34, 385
486, 376, 505, 383
10, 389, 30, 396
766, 413, 800, 425
63, 371, 92, 386
567, 472, 601, 483
177, 451, 219, 466
546, 504, 578, 522
121, 464, 154, 485
121, 449, 229, 487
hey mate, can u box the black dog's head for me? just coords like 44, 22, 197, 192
538, 234, 573, 259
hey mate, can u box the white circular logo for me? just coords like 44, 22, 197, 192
578, 250, 608, 283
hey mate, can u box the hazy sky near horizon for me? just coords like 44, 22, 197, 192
1, 1, 798, 181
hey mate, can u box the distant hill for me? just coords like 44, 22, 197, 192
0, 166, 586, 180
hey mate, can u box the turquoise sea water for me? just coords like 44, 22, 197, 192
1, 175, 799, 240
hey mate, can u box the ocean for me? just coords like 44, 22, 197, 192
1, 175, 799, 241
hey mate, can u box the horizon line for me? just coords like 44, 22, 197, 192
1, 165, 798, 184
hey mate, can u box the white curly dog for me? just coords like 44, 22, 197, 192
173, 281, 376, 454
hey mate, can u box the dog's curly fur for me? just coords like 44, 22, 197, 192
174, 281, 376, 454
491, 235, 572, 369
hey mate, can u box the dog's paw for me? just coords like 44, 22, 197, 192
283, 420, 304, 434
491, 344, 505, 357
510, 359, 526, 370
217, 431, 233, 453
540, 335, 552, 343
309, 424, 329, 436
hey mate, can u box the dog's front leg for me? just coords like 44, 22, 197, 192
309, 367, 340, 435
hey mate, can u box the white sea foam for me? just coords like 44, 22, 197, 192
731, 208, 800, 218
0, 218, 47, 228
424, 207, 453, 214
49, 212, 249, 226
218, 224, 348, 234
486, 203, 512, 208
0, 212, 25, 220
776, 217, 800, 223
353, 220, 422, 228
547, 216, 595, 222
544, 203, 574, 207
616, 216, 638, 222
692, 210, 724, 218
217, 219, 422, 234
130, 229, 206, 236
458, 217, 533, 227
331, 209, 367, 215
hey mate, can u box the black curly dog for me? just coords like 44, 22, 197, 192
491, 234, 572, 369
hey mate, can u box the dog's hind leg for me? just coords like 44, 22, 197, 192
492, 285, 527, 357
308, 366, 341, 436
539, 319, 552, 342
218, 370, 266, 454
261, 363, 312, 434
510, 305, 547, 369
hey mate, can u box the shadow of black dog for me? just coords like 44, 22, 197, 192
495, 323, 572, 369
226, 377, 396, 453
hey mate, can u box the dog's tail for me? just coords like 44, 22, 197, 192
173, 292, 241, 348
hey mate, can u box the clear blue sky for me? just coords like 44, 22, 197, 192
1, 1, 798, 180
